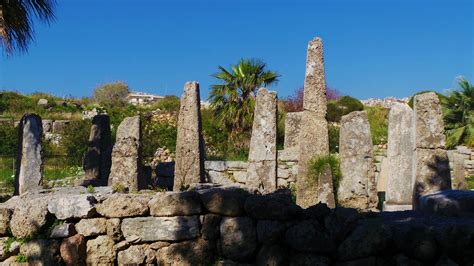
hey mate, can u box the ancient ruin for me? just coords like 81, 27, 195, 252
296, 37, 332, 208
14, 114, 43, 195
173, 81, 205, 191
247, 88, 278, 193
82, 114, 112, 186
412, 92, 451, 209
383, 103, 414, 211
338, 111, 377, 210
108, 116, 142, 191
283, 112, 302, 150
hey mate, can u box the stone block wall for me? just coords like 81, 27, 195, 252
0, 186, 473, 265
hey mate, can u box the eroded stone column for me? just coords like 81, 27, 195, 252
338, 111, 377, 210
412, 92, 451, 209
82, 114, 112, 186
296, 37, 333, 208
383, 103, 414, 211
173, 81, 205, 191
14, 113, 43, 195
108, 116, 142, 191
247, 88, 278, 193
284, 112, 302, 150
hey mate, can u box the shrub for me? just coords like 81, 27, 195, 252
154, 96, 180, 112
365, 106, 389, 145
0, 122, 18, 155
93, 81, 130, 107
326, 96, 364, 122
328, 124, 340, 153
59, 120, 90, 165
141, 115, 178, 158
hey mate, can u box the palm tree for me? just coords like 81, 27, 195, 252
209, 58, 280, 143
0, 0, 56, 54
442, 77, 474, 148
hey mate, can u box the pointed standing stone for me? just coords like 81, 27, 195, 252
14, 113, 43, 195
82, 114, 112, 186
247, 88, 278, 193
296, 37, 332, 208
173, 81, 205, 191
412, 92, 451, 209
338, 111, 378, 210
108, 116, 142, 191
284, 112, 302, 150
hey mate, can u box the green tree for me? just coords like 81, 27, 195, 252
209, 58, 280, 145
93, 81, 130, 107
442, 77, 474, 148
0, 0, 56, 54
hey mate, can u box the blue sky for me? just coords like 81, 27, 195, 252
1, 0, 473, 100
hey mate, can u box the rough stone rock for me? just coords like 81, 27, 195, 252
256, 245, 289, 266
86, 235, 116, 265
47, 194, 97, 219
284, 112, 302, 150
106, 218, 122, 242
149, 191, 201, 216
117, 244, 149, 265
20, 239, 60, 266
290, 254, 330, 266
247, 88, 278, 193
42, 119, 52, 133
10, 198, 49, 238
201, 214, 222, 240
108, 115, 143, 191
174, 81, 205, 191
338, 111, 377, 210
392, 224, 438, 262
0, 208, 12, 236
324, 207, 359, 243
302, 202, 331, 222
60, 234, 86, 266
392, 254, 423, 266
257, 220, 287, 245
52, 120, 69, 133
156, 239, 214, 265
50, 223, 76, 238
418, 190, 474, 217
435, 222, 474, 264
220, 217, 257, 261
335, 257, 378, 266
199, 186, 250, 216
0, 237, 20, 261
206, 170, 236, 185
75, 218, 107, 237
14, 114, 43, 195
37, 98, 48, 107
82, 114, 112, 186
413, 92, 445, 149
285, 219, 335, 253
451, 152, 468, 190
413, 148, 451, 209
337, 220, 392, 261
121, 216, 200, 242
96, 194, 149, 218
384, 103, 414, 210
244, 193, 301, 220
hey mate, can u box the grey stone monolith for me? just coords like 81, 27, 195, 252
338, 111, 378, 210
296, 37, 333, 208
412, 92, 451, 209
82, 114, 112, 186
14, 114, 43, 195
383, 103, 414, 211
108, 116, 142, 191
284, 112, 302, 150
450, 152, 468, 190
247, 88, 278, 193
173, 81, 205, 191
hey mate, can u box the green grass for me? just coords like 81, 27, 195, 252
365, 106, 389, 145
466, 176, 474, 190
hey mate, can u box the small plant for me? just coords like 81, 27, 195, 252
289, 183, 297, 203
308, 154, 342, 203
86, 185, 95, 193
112, 183, 125, 193
15, 254, 27, 263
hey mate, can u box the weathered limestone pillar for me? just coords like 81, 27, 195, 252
173, 81, 205, 191
247, 88, 278, 193
284, 112, 302, 150
108, 116, 142, 191
338, 111, 378, 210
296, 37, 334, 208
82, 114, 112, 186
14, 114, 43, 195
450, 152, 467, 190
383, 103, 414, 211
412, 92, 451, 209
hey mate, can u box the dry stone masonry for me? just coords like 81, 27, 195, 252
108, 116, 143, 191
384, 103, 414, 211
247, 88, 278, 193
14, 113, 43, 195
174, 81, 205, 191
412, 92, 451, 210
82, 114, 112, 186
338, 111, 378, 210
297, 37, 333, 208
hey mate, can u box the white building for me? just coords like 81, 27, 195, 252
127, 92, 165, 105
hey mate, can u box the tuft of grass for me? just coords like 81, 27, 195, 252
16, 254, 27, 263
86, 185, 95, 193
112, 183, 125, 193
308, 154, 342, 202
466, 176, 474, 190
365, 106, 389, 145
